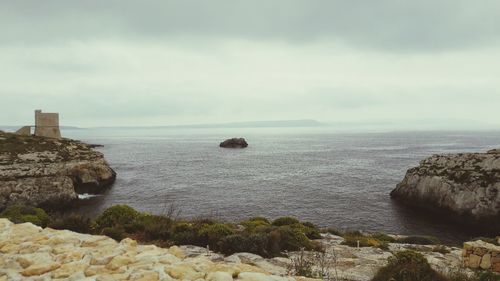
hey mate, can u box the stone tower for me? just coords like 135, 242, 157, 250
34, 110, 61, 138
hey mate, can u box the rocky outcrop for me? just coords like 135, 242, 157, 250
0, 132, 116, 209
391, 150, 500, 222
463, 240, 500, 272
0, 219, 318, 281
220, 138, 248, 148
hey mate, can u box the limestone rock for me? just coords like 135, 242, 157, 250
0, 132, 116, 208
220, 138, 248, 148
0, 218, 475, 281
463, 240, 500, 272
391, 150, 500, 222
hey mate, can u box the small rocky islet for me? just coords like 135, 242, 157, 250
219, 138, 248, 148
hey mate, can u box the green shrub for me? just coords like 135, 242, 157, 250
48, 214, 92, 234
220, 233, 269, 257
198, 223, 235, 250
95, 205, 139, 230
101, 226, 125, 241
130, 214, 173, 240
372, 233, 396, 243
241, 218, 270, 230
397, 236, 441, 245
269, 226, 312, 254
289, 223, 321, 240
171, 222, 200, 245
303, 227, 321, 240
144, 215, 173, 240
372, 250, 448, 281
477, 271, 500, 281
342, 235, 384, 248
301, 221, 316, 229
247, 217, 270, 224
0, 205, 51, 227
272, 217, 300, 226
323, 227, 343, 236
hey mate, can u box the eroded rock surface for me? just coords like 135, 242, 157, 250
0, 219, 471, 281
391, 150, 500, 221
0, 219, 318, 281
0, 132, 116, 208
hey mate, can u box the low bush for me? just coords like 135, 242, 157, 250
372, 233, 396, 243
101, 226, 126, 241
95, 204, 140, 231
48, 214, 93, 234
241, 218, 270, 230
0, 205, 51, 227
289, 223, 321, 240
132, 214, 173, 240
322, 227, 343, 236
476, 271, 500, 281
272, 217, 300, 226
397, 235, 441, 245
220, 233, 269, 257
342, 234, 385, 248
170, 222, 200, 245
198, 223, 235, 250
372, 250, 448, 281
3, 204, 324, 258
247, 216, 270, 224
272, 226, 314, 252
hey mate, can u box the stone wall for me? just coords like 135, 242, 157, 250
14, 126, 31, 136
463, 240, 500, 272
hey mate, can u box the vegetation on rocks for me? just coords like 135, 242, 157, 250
0, 204, 321, 258
372, 250, 449, 281
0, 204, 51, 227
372, 250, 500, 281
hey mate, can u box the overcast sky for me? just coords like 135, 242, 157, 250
1, 0, 500, 129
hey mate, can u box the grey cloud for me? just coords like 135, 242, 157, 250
1, 0, 500, 51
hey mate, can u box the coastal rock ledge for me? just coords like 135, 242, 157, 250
391, 150, 500, 222
0, 132, 116, 209
0, 219, 317, 281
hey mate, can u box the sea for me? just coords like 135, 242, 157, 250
61, 127, 500, 243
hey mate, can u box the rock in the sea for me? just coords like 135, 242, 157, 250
0, 132, 116, 209
391, 150, 500, 222
220, 138, 248, 148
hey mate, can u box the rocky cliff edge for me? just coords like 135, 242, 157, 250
0, 132, 116, 209
391, 149, 500, 222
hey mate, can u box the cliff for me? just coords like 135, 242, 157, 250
0, 132, 116, 209
391, 149, 500, 223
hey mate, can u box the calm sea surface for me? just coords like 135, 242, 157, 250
63, 128, 500, 243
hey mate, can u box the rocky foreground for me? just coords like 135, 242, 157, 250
391, 149, 500, 222
0, 132, 116, 209
0, 218, 472, 281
